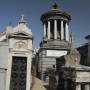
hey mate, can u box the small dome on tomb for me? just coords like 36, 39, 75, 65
40, 3, 71, 22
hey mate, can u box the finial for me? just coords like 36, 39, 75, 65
52, 3, 59, 9
19, 14, 26, 24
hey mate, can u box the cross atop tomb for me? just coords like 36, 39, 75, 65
19, 14, 26, 24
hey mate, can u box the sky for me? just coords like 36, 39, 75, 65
0, 0, 90, 48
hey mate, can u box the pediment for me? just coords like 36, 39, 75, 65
8, 32, 33, 38
13, 32, 31, 36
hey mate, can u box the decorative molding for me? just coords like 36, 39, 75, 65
14, 41, 27, 51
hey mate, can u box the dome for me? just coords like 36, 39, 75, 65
40, 3, 71, 22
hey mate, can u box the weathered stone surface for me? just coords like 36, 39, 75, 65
31, 76, 46, 90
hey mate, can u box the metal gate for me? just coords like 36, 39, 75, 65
10, 56, 27, 90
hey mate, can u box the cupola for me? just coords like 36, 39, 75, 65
40, 3, 72, 49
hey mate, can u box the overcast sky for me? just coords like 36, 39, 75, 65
0, 0, 90, 48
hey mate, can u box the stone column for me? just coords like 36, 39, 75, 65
85, 84, 90, 90
65, 22, 69, 41
64, 80, 68, 90
76, 84, 81, 90
54, 20, 57, 39
43, 23, 46, 38
41, 72, 44, 80
48, 21, 50, 40
61, 20, 64, 40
